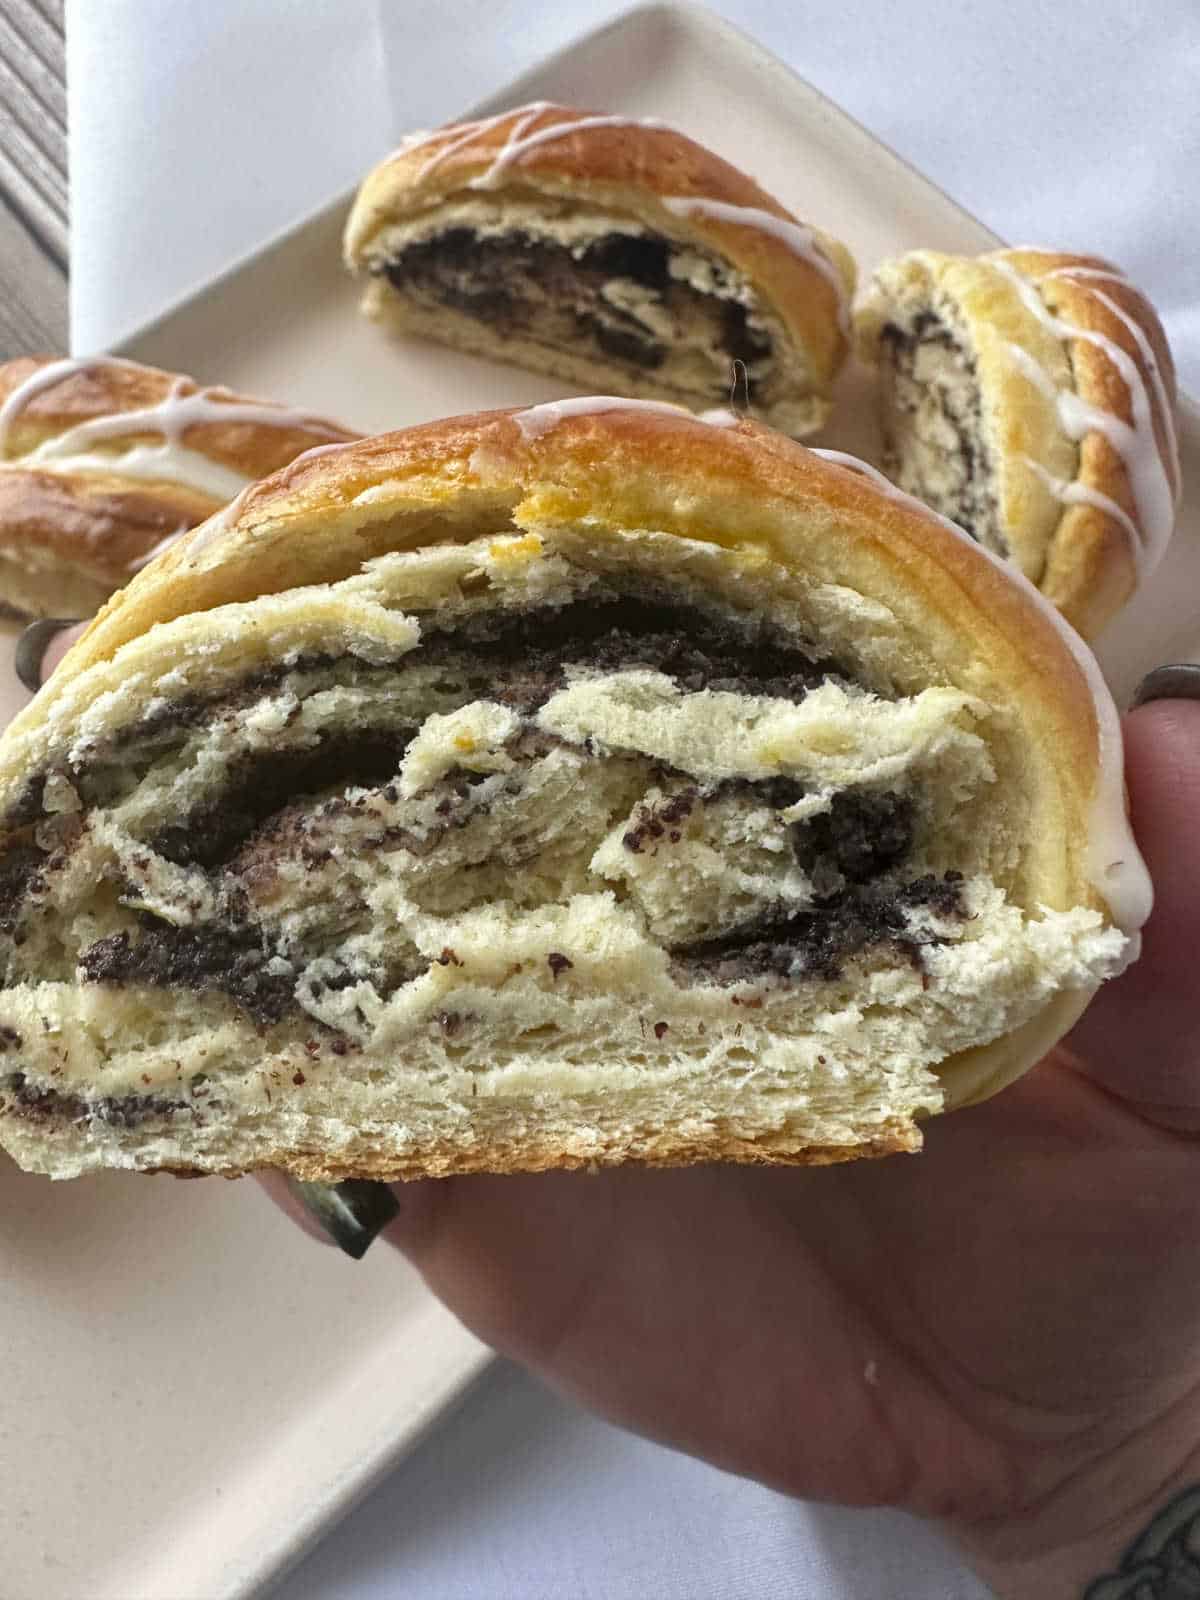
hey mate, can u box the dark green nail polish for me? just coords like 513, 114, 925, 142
287, 1179, 400, 1259
1131, 663, 1200, 709
15, 617, 82, 693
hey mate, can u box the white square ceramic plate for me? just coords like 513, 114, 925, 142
1, 6, 1196, 1598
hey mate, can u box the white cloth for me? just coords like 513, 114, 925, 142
278, 1363, 989, 1600
63, 4, 1199, 1597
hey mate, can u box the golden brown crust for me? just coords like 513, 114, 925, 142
251, 1127, 921, 1183
854, 248, 1179, 639
0, 356, 356, 480
0, 465, 215, 594
997, 249, 1177, 636
0, 355, 357, 619
149, 1123, 922, 1183
344, 103, 856, 411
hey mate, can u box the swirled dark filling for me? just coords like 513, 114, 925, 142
380, 228, 772, 395
672, 871, 965, 985
879, 311, 1005, 555
61, 789, 962, 1023
25, 596, 846, 824
417, 595, 843, 708
149, 733, 415, 869
0, 589, 968, 1066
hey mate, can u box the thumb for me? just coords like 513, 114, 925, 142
1063, 696, 1200, 1124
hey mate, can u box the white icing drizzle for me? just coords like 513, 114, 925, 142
470, 110, 671, 191
180, 438, 361, 563
43, 444, 250, 502
1043, 264, 1128, 284
394, 127, 434, 152
810, 445, 1151, 937
405, 102, 673, 192
0, 356, 344, 503
513, 395, 734, 441
406, 101, 557, 181
285, 438, 360, 471
185, 487, 254, 559
662, 195, 850, 335
1044, 268, 1180, 497
127, 526, 191, 573
0, 355, 141, 454
809, 448, 900, 494
1004, 340, 1059, 405
1020, 457, 1142, 555
1004, 339, 1148, 575
987, 257, 1177, 575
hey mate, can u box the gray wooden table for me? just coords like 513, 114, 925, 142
0, 0, 67, 357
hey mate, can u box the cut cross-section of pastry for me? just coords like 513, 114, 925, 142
854, 248, 1180, 638
0, 354, 358, 620
0, 400, 1148, 1182
344, 102, 856, 436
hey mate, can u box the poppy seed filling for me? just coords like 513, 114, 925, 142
0, 576, 977, 1128
379, 227, 773, 399
879, 311, 1006, 556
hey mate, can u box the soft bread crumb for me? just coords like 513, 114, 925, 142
0, 511, 1129, 1180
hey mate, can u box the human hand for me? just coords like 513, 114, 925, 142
340, 680, 1200, 1599
19, 619, 1200, 1596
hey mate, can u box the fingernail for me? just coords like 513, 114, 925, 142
15, 618, 81, 693
1132, 664, 1200, 709
285, 1178, 400, 1259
